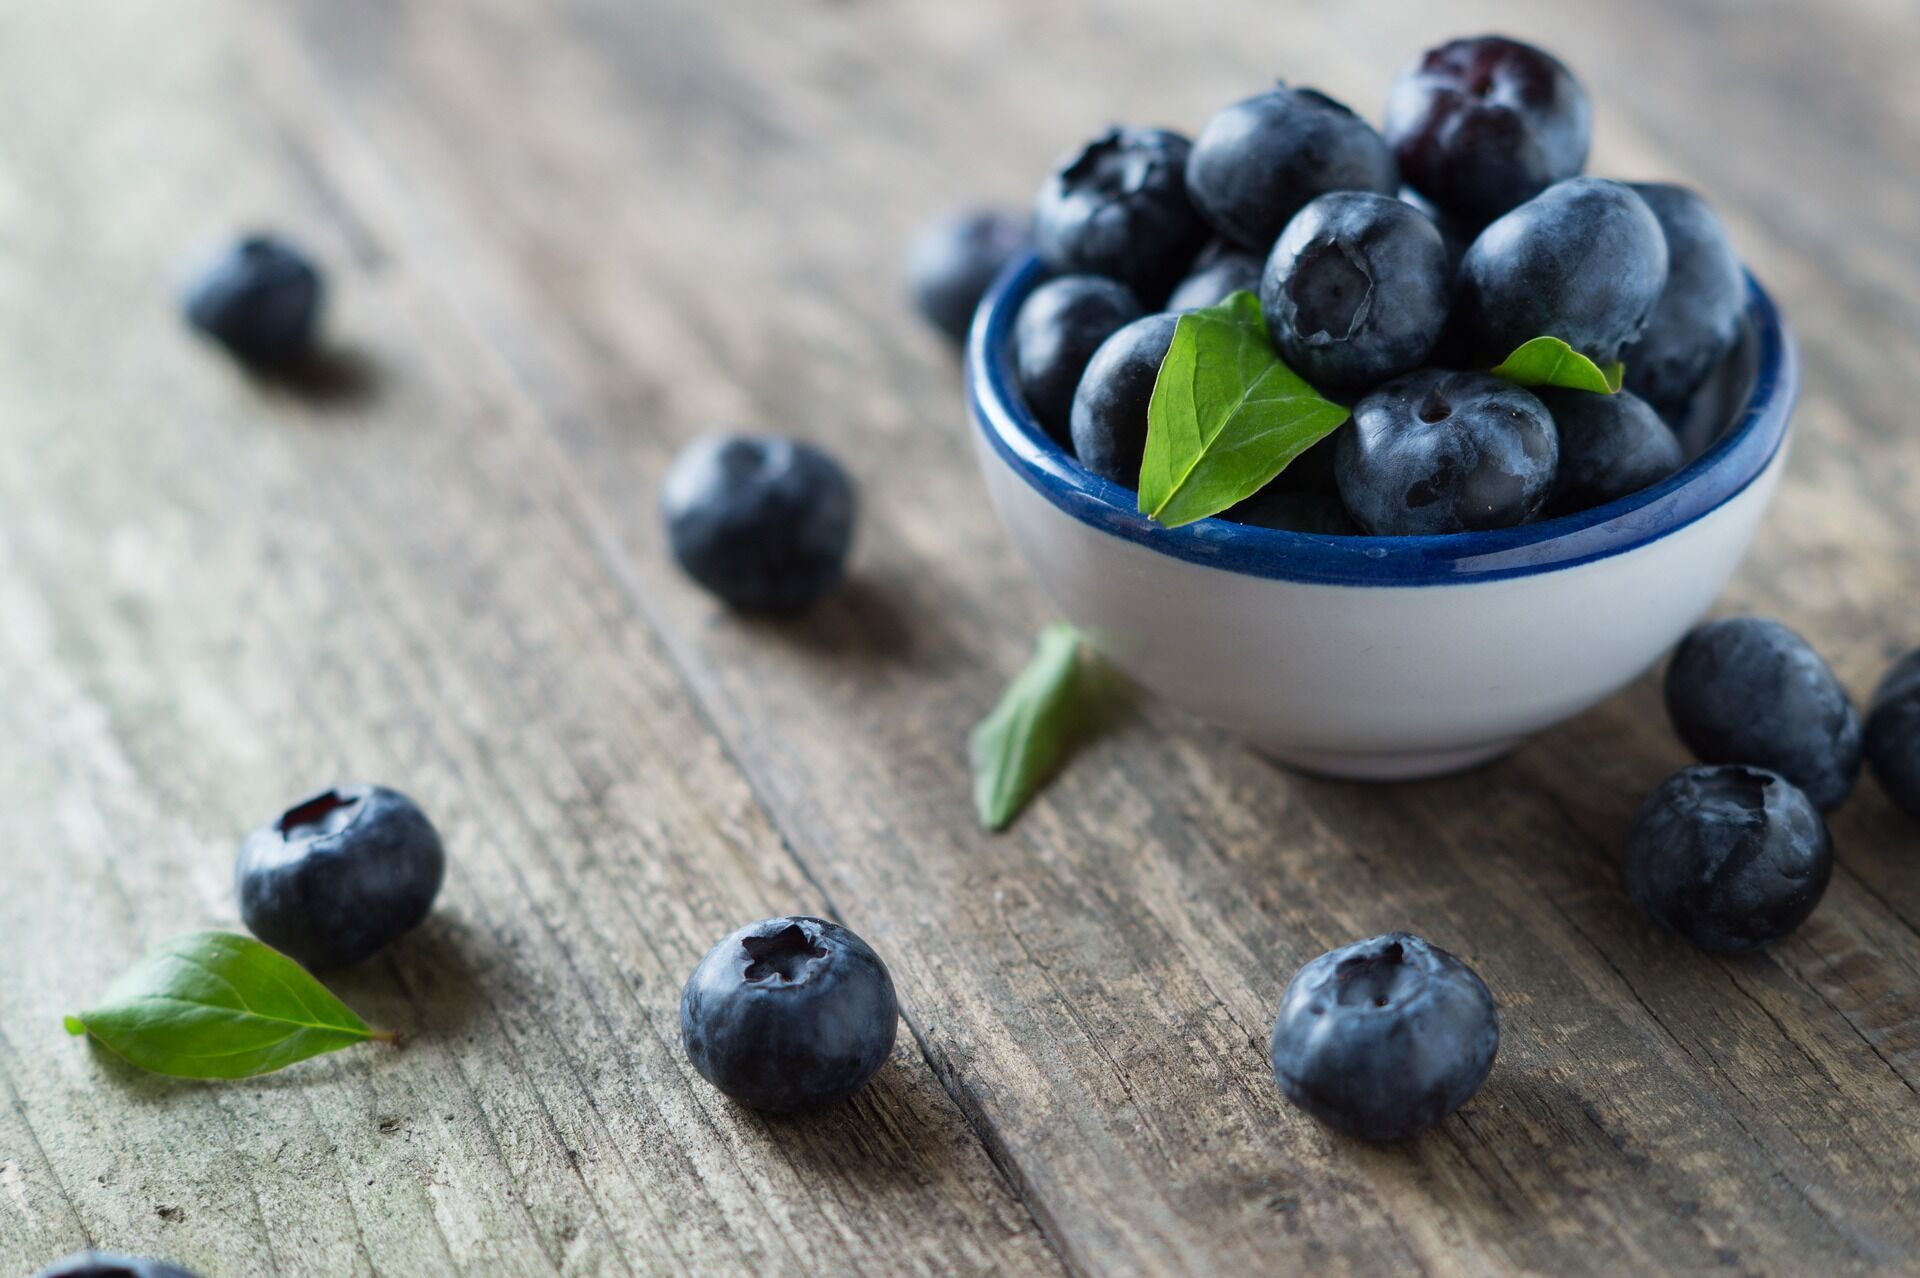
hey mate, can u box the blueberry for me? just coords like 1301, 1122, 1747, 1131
1069, 313, 1179, 486
1013, 275, 1145, 441
1261, 192, 1450, 389
1223, 487, 1358, 534
1034, 127, 1209, 302
181, 233, 323, 367
1538, 387, 1683, 516
1622, 183, 1746, 415
1335, 370, 1558, 535
1397, 187, 1474, 276
1166, 246, 1264, 313
904, 208, 1030, 344
236, 785, 445, 970
32, 1254, 203, 1278
1186, 87, 1398, 254
1269, 932, 1498, 1142
680, 916, 898, 1112
1664, 617, 1862, 811
1624, 765, 1833, 953
1865, 649, 1920, 816
1385, 36, 1591, 225
1458, 177, 1669, 365
662, 434, 855, 612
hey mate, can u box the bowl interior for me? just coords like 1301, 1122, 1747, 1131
967, 253, 1796, 586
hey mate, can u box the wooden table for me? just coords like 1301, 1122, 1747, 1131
4, 1, 1918, 1274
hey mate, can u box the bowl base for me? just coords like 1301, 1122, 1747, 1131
1252, 736, 1522, 782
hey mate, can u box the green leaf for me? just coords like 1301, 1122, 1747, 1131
67, 932, 394, 1080
1138, 291, 1351, 528
1489, 336, 1625, 393
971, 624, 1090, 831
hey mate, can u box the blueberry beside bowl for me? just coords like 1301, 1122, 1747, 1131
966, 252, 1795, 778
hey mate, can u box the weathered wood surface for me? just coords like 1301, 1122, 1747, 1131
3, 0, 1918, 1274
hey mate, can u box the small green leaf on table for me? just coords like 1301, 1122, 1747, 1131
1489, 335, 1625, 393
972, 624, 1096, 831
66, 931, 395, 1080
1138, 291, 1351, 528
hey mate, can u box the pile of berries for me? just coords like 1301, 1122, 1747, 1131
912, 35, 1750, 537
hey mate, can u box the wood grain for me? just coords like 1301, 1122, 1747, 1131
3, 0, 1919, 1274
0, 4, 1055, 1275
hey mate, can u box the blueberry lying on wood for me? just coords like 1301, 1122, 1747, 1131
1663, 617, 1861, 812
1270, 932, 1499, 1142
662, 433, 856, 613
1624, 764, 1833, 953
904, 207, 1030, 344
1865, 648, 1920, 817
236, 784, 446, 969
681, 916, 899, 1111
181, 233, 323, 367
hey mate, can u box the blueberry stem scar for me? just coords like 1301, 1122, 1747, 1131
741, 922, 827, 983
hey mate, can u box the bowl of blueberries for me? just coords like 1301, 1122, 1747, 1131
959, 34, 1796, 778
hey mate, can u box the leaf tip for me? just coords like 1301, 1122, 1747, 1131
64, 1015, 87, 1037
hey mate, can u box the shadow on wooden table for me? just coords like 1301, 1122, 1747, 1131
334, 914, 498, 1041
741, 575, 919, 666
249, 342, 385, 412
743, 1052, 997, 1197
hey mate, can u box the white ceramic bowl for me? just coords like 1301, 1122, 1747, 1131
966, 255, 1798, 779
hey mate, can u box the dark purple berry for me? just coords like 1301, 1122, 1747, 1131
1538, 387, 1683, 516
1336, 370, 1558, 535
1013, 275, 1144, 441
1866, 649, 1920, 817
681, 916, 898, 1112
1385, 36, 1591, 225
1458, 177, 1669, 365
1270, 932, 1499, 1142
1069, 313, 1179, 487
1623, 183, 1746, 415
1167, 246, 1264, 312
903, 208, 1029, 343
1034, 127, 1209, 303
1624, 765, 1833, 954
1186, 86, 1398, 254
662, 434, 855, 613
181, 233, 322, 367
236, 785, 445, 970
1261, 192, 1450, 389
1664, 618, 1862, 812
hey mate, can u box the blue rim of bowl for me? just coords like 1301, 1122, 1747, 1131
966, 252, 1798, 586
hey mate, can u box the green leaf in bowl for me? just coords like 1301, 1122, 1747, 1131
66, 931, 394, 1079
1489, 335, 1625, 393
1138, 292, 1351, 528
